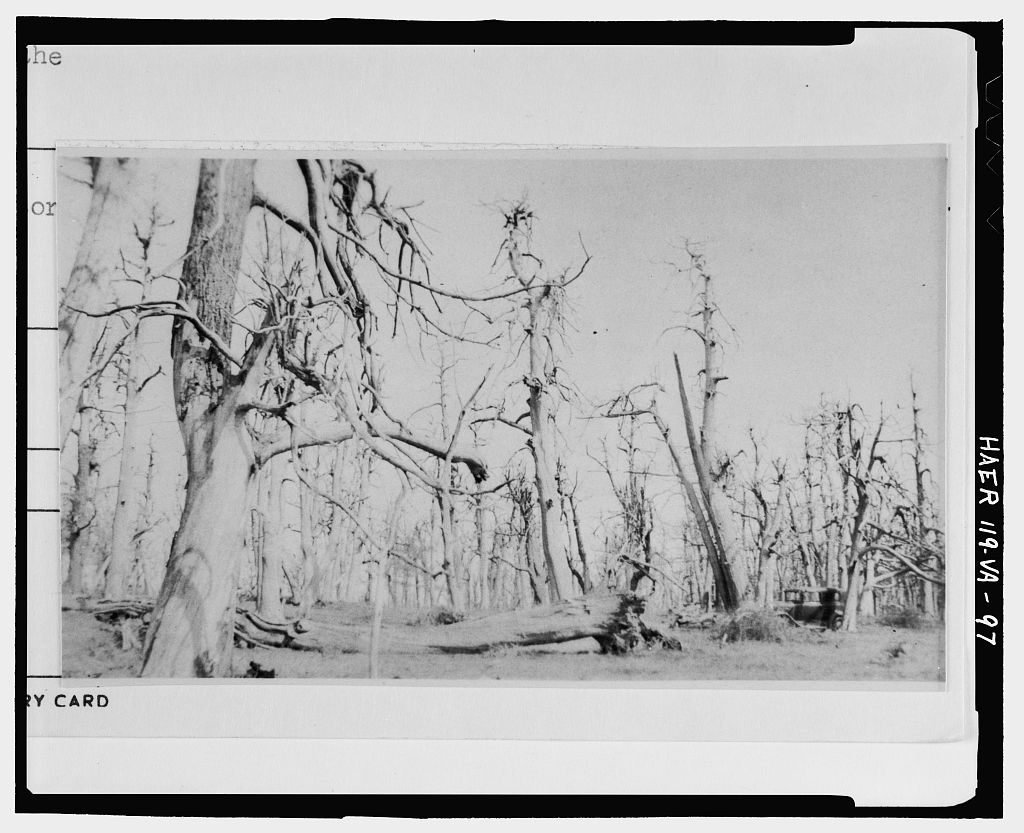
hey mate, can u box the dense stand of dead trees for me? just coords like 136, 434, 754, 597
58, 159, 945, 677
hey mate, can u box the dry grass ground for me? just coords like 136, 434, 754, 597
61, 601, 945, 682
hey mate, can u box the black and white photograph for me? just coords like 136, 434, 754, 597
56, 148, 948, 682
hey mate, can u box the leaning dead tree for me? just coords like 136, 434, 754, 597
597, 247, 747, 611
671, 244, 749, 603
599, 383, 737, 611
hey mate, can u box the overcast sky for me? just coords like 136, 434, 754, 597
59, 148, 947, 531
366, 150, 946, 446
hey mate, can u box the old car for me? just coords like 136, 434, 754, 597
776, 586, 844, 630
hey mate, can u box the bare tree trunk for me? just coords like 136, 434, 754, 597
105, 334, 151, 598
59, 158, 140, 447
911, 383, 937, 617
250, 503, 264, 607
524, 524, 548, 606
842, 418, 884, 633
860, 553, 876, 618
343, 448, 372, 603
700, 551, 713, 612
369, 495, 404, 678
691, 260, 749, 601
140, 159, 259, 677
141, 401, 258, 676
257, 456, 287, 621
325, 444, 350, 603
368, 546, 388, 679
503, 216, 575, 602
297, 451, 319, 618
567, 493, 593, 594
438, 491, 464, 612
650, 405, 737, 610
64, 404, 100, 595
754, 474, 785, 609
523, 295, 574, 602
476, 495, 491, 610
435, 355, 468, 612
674, 354, 748, 603
138, 441, 163, 596
106, 209, 169, 598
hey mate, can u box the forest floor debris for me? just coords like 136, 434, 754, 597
715, 607, 792, 644
61, 602, 945, 682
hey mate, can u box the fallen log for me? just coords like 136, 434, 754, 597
311, 593, 681, 655
87, 600, 323, 652
87, 594, 679, 656
91, 599, 155, 622
234, 609, 322, 652
663, 605, 721, 630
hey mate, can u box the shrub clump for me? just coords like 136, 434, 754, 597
418, 606, 466, 626
876, 607, 926, 629
716, 607, 791, 644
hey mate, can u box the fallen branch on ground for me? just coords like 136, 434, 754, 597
87, 599, 323, 653
309, 593, 681, 655
87, 595, 680, 656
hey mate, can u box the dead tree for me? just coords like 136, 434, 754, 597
507, 468, 547, 606
673, 244, 749, 601
499, 203, 590, 602
598, 246, 748, 610
63, 398, 101, 595
836, 406, 886, 632
86, 158, 491, 676
474, 490, 494, 609
594, 414, 657, 595
432, 345, 472, 612
369, 489, 406, 678
296, 448, 321, 618
744, 432, 787, 609
558, 470, 594, 595
910, 380, 941, 617
60, 158, 145, 447
599, 373, 742, 611
95, 592, 680, 661
105, 210, 169, 598
74, 159, 641, 675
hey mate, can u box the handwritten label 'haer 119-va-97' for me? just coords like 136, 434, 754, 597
26, 693, 109, 708
976, 436, 1001, 646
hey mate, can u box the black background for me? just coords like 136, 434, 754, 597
15, 17, 1003, 818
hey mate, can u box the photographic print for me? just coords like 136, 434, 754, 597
57, 149, 947, 681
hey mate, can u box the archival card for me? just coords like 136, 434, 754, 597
20, 27, 980, 803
